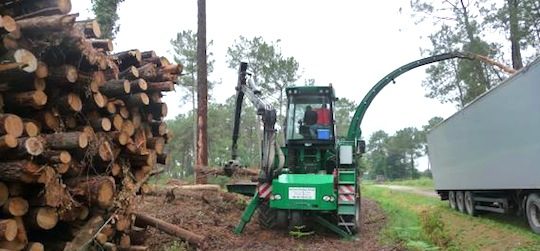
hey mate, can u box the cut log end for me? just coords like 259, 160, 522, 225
33, 207, 58, 230
1, 114, 23, 138
14, 49, 38, 73
4, 197, 29, 217
24, 137, 44, 156
58, 0, 73, 14
27, 242, 44, 251
0, 135, 18, 150
2, 16, 17, 33
0, 219, 17, 241
33, 91, 47, 107
24, 122, 40, 137
98, 180, 114, 208
67, 93, 82, 112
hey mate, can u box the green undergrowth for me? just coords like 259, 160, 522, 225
363, 185, 540, 251
363, 185, 441, 250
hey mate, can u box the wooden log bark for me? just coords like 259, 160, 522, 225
150, 121, 167, 136
0, 182, 8, 207
147, 102, 167, 120
16, 14, 77, 31
156, 153, 170, 165
2, 0, 71, 19
0, 114, 23, 137
114, 50, 141, 71
122, 93, 149, 107
4, 90, 47, 109
90, 39, 113, 51
40, 150, 71, 164
65, 176, 115, 208
133, 213, 205, 247
63, 216, 103, 251
124, 151, 156, 167
100, 79, 130, 97
56, 92, 82, 112
74, 19, 101, 38
89, 117, 111, 132
129, 79, 147, 93
0, 161, 40, 183
146, 137, 164, 155
42, 132, 88, 149
47, 65, 77, 84
36, 111, 61, 133
119, 66, 139, 80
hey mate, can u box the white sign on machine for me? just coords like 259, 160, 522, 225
289, 187, 316, 200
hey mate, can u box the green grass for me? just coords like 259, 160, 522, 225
363, 185, 540, 251
362, 185, 440, 250
386, 177, 434, 189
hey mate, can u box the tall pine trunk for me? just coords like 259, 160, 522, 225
196, 0, 208, 184
508, 0, 524, 70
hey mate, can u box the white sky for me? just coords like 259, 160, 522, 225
71, 0, 462, 170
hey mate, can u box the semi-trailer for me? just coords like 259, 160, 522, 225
428, 58, 540, 233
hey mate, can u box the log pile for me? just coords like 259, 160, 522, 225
0, 1, 179, 250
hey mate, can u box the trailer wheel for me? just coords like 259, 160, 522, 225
456, 191, 465, 213
526, 193, 540, 234
464, 191, 477, 216
448, 191, 457, 210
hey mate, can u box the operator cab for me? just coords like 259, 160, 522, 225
285, 86, 336, 145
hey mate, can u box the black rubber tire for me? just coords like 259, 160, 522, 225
258, 200, 278, 229
526, 193, 540, 234
464, 191, 477, 216
448, 191, 457, 210
289, 210, 303, 231
276, 210, 288, 229
456, 191, 465, 213
351, 198, 361, 235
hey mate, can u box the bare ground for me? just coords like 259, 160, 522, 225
135, 189, 390, 250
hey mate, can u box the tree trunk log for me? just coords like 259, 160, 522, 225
147, 103, 167, 120
26, 242, 44, 251
4, 90, 47, 109
148, 81, 174, 92
24, 207, 58, 230
0, 219, 17, 241
0, 49, 37, 75
65, 176, 115, 208
122, 93, 149, 107
40, 150, 71, 164
119, 66, 139, 80
23, 120, 40, 137
100, 80, 130, 97
16, 14, 76, 31
146, 137, 164, 154
47, 65, 77, 84
74, 19, 101, 38
0, 161, 40, 183
3, 197, 28, 217
114, 50, 142, 71
0, 114, 23, 137
42, 131, 88, 149
90, 39, 113, 51
133, 213, 205, 247
129, 79, 147, 93
0, 134, 18, 151
151, 121, 167, 136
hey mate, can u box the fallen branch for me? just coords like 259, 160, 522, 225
133, 213, 204, 247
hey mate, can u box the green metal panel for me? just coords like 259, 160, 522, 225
270, 174, 337, 211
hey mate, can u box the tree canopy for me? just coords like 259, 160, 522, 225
91, 0, 125, 39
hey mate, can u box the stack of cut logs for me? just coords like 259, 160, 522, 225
0, 0, 178, 250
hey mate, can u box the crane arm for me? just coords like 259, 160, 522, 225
227, 62, 277, 180
345, 51, 479, 141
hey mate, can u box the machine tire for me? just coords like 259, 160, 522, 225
351, 198, 361, 235
456, 191, 465, 213
464, 191, 477, 216
289, 210, 304, 231
526, 193, 540, 234
448, 191, 457, 210
258, 200, 278, 229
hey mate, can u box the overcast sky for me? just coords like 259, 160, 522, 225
71, 0, 462, 170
